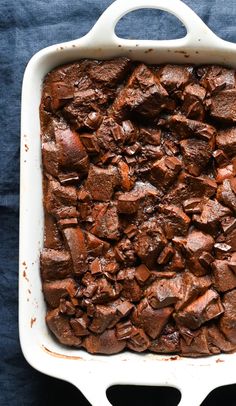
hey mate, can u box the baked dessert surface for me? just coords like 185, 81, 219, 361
40, 59, 236, 356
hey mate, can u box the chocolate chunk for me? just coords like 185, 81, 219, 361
125, 142, 140, 156
199, 65, 236, 94
83, 279, 98, 298
162, 249, 185, 273
44, 178, 78, 220
43, 278, 78, 308
164, 115, 216, 141
46, 308, 82, 347
117, 268, 143, 302
199, 252, 214, 269
134, 226, 166, 269
89, 305, 117, 333
58, 172, 80, 185
176, 273, 212, 311
217, 179, 236, 212
63, 87, 106, 129
213, 149, 228, 167
212, 260, 236, 292
185, 174, 217, 198
219, 290, 236, 344
79, 133, 100, 154
180, 138, 212, 176
207, 325, 236, 353
135, 264, 151, 284
157, 64, 192, 92
118, 160, 134, 191
57, 218, 78, 229
193, 199, 231, 234
91, 203, 120, 240
103, 261, 119, 275
186, 229, 214, 253
150, 330, 180, 353
63, 227, 87, 275
122, 120, 138, 143
89, 258, 102, 275
184, 83, 206, 100
214, 243, 232, 258
175, 289, 224, 330
118, 182, 158, 219
132, 298, 173, 339
223, 227, 236, 251
216, 165, 234, 183
84, 329, 126, 354
157, 245, 174, 265
180, 327, 210, 357
216, 127, 236, 156
184, 229, 214, 276
90, 277, 121, 304
127, 327, 150, 352
147, 275, 182, 309
117, 191, 140, 214
221, 216, 236, 234
85, 231, 110, 256
40, 249, 72, 281
165, 174, 217, 206
139, 127, 161, 146
84, 111, 103, 130
151, 156, 182, 189
96, 117, 124, 152
59, 298, 76, 315
70, 315, 90, 336
85, 165, 119, 201
123, 224, 138, 239
181, 85, 206, 121
165, 156, 182, 171
112, 64, 174, 120
44, 213, 64, 250
210, 89, 236, 122
116, 301, 134, 317
54, 123, 89, 173
183, 198, 202, 215
44, 81, 74, 112
182, 98, 204, 121
116, 320, 133, 340
42, 142, 59, 177
160, 205, 190, 239
88, 57, 131, 85
115, 238, 137, 266
154, 271, 177, 279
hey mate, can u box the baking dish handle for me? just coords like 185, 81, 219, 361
73, 378, 112, 406
87, 0, 220, 47
73, 379, 211, 406
177, 384, 211, 406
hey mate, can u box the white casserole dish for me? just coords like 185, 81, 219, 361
19, 0, 236, 405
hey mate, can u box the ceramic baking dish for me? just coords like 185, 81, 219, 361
19, 0, 236, 404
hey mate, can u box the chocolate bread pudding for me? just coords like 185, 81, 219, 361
40, 58, 236, 357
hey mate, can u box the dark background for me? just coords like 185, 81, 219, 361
1, 0, 236, 404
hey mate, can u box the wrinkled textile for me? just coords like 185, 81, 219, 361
1, 0, 236, 405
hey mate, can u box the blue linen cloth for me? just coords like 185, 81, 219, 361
1, 0, 236, 404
